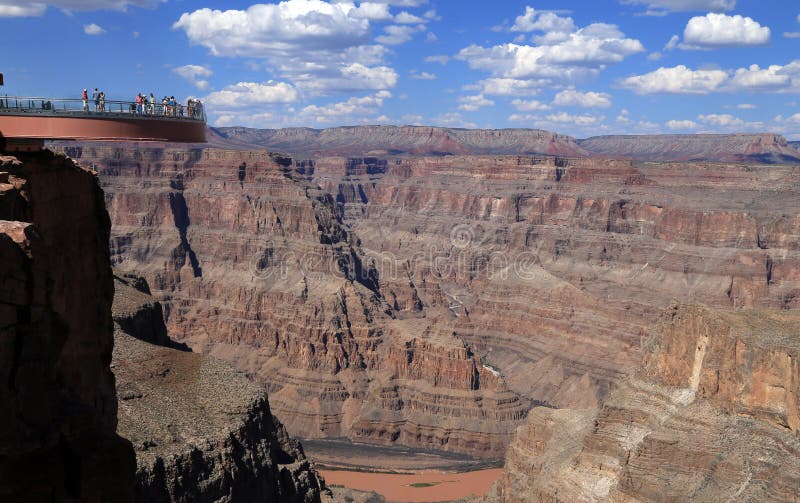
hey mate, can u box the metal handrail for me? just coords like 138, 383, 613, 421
0, 96, 206, 122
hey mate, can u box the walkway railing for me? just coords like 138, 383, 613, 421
0, 96, 206, 122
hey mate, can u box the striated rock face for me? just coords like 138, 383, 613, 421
112, 276, 329, 503
207, 126, 589, 157
580, 133, 800, 164
57, 145, 528, 459
487, 304, 800, 502
307, 154, 800, 414
0, 152, 135, 502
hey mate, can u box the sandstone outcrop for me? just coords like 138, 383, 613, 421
580, 133, 800, 163
207, 126, 589, 157
0, 151, 135, 502
112, 276, 329, 503
55, 145, 528, 459
487, 304, 800, 502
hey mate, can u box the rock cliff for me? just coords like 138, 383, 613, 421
580, 133, 800, 164
207, 126, 588, 158
0, 151, 135, 502
487, 304, 800, 502
112, 275, 329, 503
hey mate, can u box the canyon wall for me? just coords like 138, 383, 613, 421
207, 126, 588, 157
57, 145, 527, 459
0, 151, 135, 502
112, 275, 329, 503
488, 303, 800, 502
306, 155, 800, 413
580, 133, 800, 164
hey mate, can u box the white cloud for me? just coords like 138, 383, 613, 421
424, 55, 450, 64
511, 98, 550, 111
730, 64, 790, 91
0, 0, 165, 16
83, 23, 106, 35
477, 78, 544, 96
409, 70, 436, 80
173, 1, 402, 96
375, 24, 423, 44
619, 0, 735, 14
511, 7, 575, 37
204, 81, 298, 107
365, 0, 427, 6
736, 103, 756, 109
681, 13, 770, 48
647, 51, 663, 61
666, 119, 699, 129
430, 112, 477, 129
621, 61, 800, 95
297, 90, 392, 124
394, 11, 424, 24
349, 2, 392, 20
173, 64, 213, 90
552, 89, 612, 108
425, 32, 437, 42
457, 15, 643, 91
698, 113, 743, 127
458, 94, 494, 112
619, 65, 729, 94
546, 112, 604, 126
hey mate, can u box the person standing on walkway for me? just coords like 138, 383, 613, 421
92, 88, 99, 111
99, 91, 105, 112
82, 88, 88, 112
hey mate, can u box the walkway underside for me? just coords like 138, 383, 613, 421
0, 114, 206, 143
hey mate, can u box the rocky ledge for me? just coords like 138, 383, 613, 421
112, 276, 330, 502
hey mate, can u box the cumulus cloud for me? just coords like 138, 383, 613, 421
619, 61, 800, 95
666, 119, 699, 129
552, 89, 612, 108
680, 13, 770, 48
457, 14, 643, 93
204, 81, 298, 107
698, 113, 743, 127
511, 7, 575, 41
458, 94, 494, 112
409, 70, 436, 80
173, 64, 213, 90
511, 98, 550, 111
0, 0, 165, 16
545, 112, 604, 126
619, 0, 735, 15
83, 23, 106, 35
173, 1, 405, 96
297, 90, 392, 124
619, 65, 728, 94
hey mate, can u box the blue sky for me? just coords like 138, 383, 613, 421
2, 0, 800, 138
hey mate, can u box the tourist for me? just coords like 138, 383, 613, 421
81, 88, 88, 112
99, 91, 105, 112
148, 93, 155, 115
92, 88, 99, 111
162, 96, 169, 116
135, 93, 143, 115
169, 96, 176, 116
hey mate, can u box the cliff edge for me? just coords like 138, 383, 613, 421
0, 151, 135, 502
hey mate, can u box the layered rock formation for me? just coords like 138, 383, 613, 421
0, 151, 135, 502
56, 145, 527, 459
580, 133, 800, 164
207, 126, 588, 157
488, 304, 800, 502
307, 155, 800, 412
112, 276, 329, 503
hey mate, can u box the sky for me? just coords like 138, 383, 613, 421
1, 0, 800, 139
